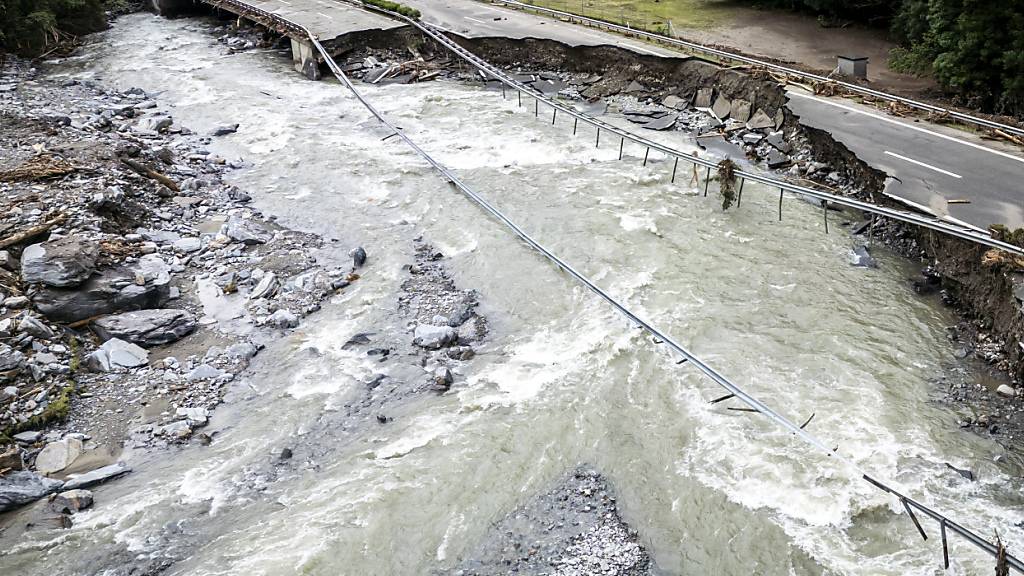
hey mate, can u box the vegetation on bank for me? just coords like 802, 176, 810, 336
361, 0, 421, 19
522, 0, 1024, 119
0, 0, 111, 56
751, 0, 1024, 118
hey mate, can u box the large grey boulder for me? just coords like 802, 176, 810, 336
694, 88, 714, 108
747, 109, 775, 130
224, 215, 272, 245
413, 324, 457, 349
17, 315, 54, 340
62, 461, 131, 490
100, 338, 149, 368
730, 99, 752, 123
21, 236, 100, 288
93, 309, 196, 347
33, 265, 169, 323
50, 489, 94, 514
711, 96, 731, 120
0, 344, 25, 381
34, 437, 84, 475
0, 471, 64, 512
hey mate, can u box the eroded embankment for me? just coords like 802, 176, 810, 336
328, 25, 1022, 386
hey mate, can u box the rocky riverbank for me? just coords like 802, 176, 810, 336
449, 467, 651, 576
0, 53, 360, 519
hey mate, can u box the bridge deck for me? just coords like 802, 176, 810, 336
219, 0, 403, 39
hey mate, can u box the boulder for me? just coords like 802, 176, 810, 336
93, 309, 196, 347
85, 349, 112, 372
13, 431, 42, 444
173, 237, 202, 253
413, 324, 457, 349
849, 245, 877, 268
100, 338, 149, 368
34, 437, 84, 475
62, 461, 130, 490
711, 96, 731, 120
997, 384, 1017, 398
211, 123, 239, 136
747, 109, 774, 130
21, 236, 99, 288
729, 99, 752, 123
267, 309, 299, 329
0, 471, 64, 512
137, 116, 171, 132
351, 246, 367, 268
187, 364, 222, 381
0, 344, 25, 381
225, 342, 257, 360
662, 95, 684, 109
18, 316, 54, 340
0, 445, 23, 471
643, 115, 676, 131
50, 489, 93, 513
694, 88, 714, 108
176, 406, 209, 426
224, 215, 272, 245
33, 265, 170, 323
766, 132, 793, 154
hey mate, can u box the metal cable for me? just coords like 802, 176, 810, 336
193, 0, 1024, 570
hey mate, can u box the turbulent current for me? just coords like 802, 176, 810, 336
4, 12, 1024, 576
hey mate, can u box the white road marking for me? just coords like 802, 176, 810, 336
620, 42, 663, 56
464, 16, 487, 24
789, 91, 1024, 165
884, 150, 963, 179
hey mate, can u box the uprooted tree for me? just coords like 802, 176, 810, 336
717, 158, 738, 211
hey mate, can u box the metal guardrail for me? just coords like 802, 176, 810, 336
194, 0, 1024, 570
361, 6, 1024, 257
486, 0, 1024, 140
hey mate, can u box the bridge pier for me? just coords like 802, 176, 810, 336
291, 38, 321, 81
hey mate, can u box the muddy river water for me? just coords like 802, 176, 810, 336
3, 13, 1024, 576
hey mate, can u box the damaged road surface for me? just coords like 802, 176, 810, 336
3, 8, 1024, 576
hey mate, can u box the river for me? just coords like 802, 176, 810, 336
2, 12, 1022, 576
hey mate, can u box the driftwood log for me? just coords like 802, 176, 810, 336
120, 157, 180, 192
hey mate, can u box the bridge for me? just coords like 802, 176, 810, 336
151, 0, 402, 78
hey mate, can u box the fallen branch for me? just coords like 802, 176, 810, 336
0, 155, 76, 183
120, 157, 180, 192
66, 314, 107, 329
0, 212, 67, 250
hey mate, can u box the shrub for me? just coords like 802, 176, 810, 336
361, 0, 421, 19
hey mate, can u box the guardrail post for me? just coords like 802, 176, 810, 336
518, 90, 522, 107
552, 107, 557, 125
778, 188, 784, 221
703, 167, 711, 196
535, 98, 539, 118
618, 137, 624, 160
596, 127, 601, 148
573, 118, 578, 135
737, 178, 745, 207
671, 158, 679, 183
823, 202, 829, 234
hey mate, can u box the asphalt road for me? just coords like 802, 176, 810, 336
403, 0, 1024, 230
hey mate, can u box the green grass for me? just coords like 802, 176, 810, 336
2, 383, 75, 439
519, 0, 736, 31
362, 0, 421, 19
